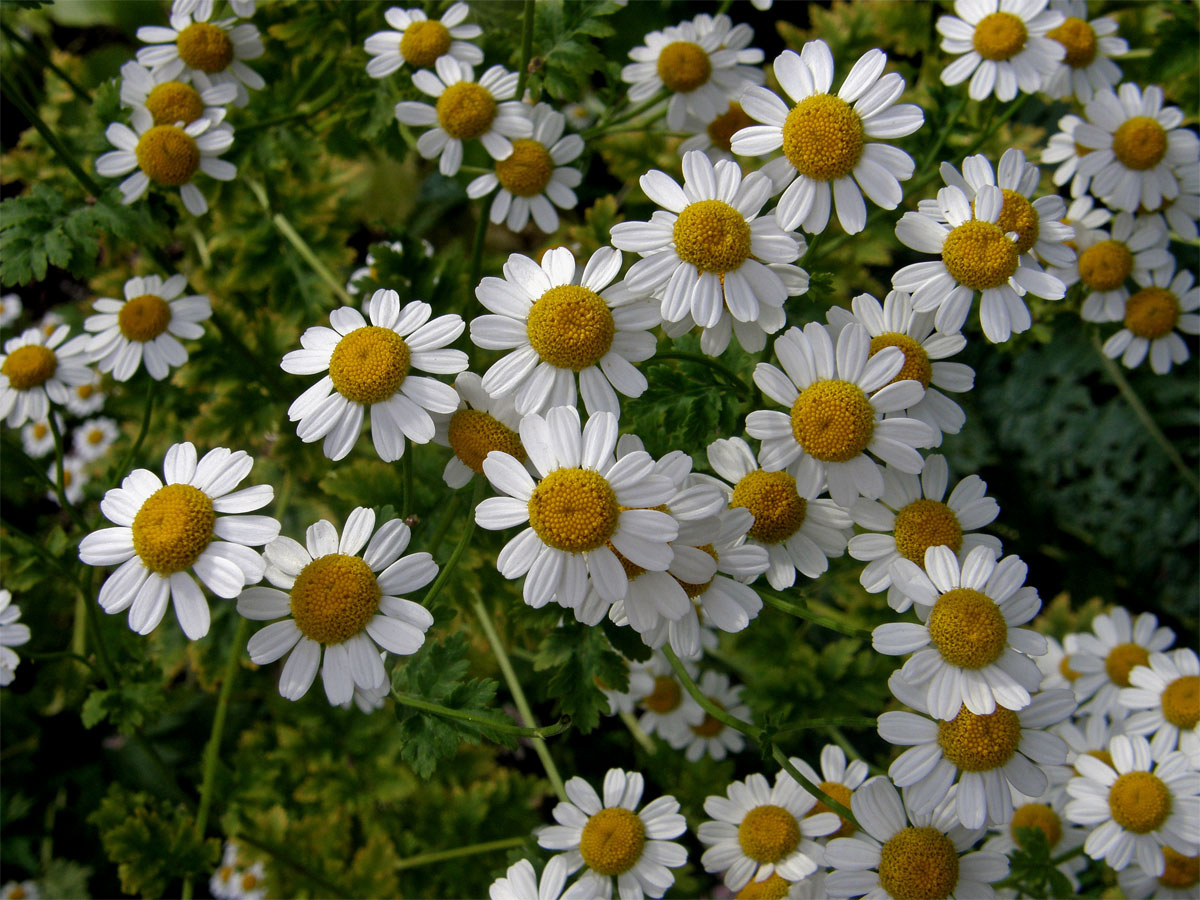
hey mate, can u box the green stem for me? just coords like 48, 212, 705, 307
208, 309, 290, 395
514, 0, 536, 100
771, 745, 860, 830
619, 709, 657, 755
233, 832, 353, 898
422, 477, 485, 608
652, 351, 751, 395
759, 588, 873, 641
771, 717, 880, 736
112, 379, 157, 488
0, 22, 90, 102
394, 836, 526, 872
391, 690, 571, 739
468, 190, 492, 294
1, 73, 102, 196
916, 94, 968, 175
581, 90, 669, 139
46, 413, 88, 531
426, 492, 463, 559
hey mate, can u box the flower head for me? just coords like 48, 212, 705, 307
0, 326, 92, 428
1101, 258, 1200, 374
364, 3, 482, 78
1042, 0, 1128, 102
937, 0, 1065, 102
1120, 649, 1200, 762
432, 371, 526, 489
0, 590, 31, 687
136, 7, 264, 106
119, 59, 236, 127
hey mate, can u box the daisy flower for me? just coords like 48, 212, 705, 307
0, 294, 20, 328
364, 3, 482, 78
1041, 0, 1127, 102
937, 0, 1064, 102
210, 842, 266, 900
65, 369, 105, 416
1065, 733, 1200, 876
282, 290, 467, 462
72, 417, 120, 462
432, 372, 525, 489
746, 322, 937, 511
471, 246, 657, 417
848, 454, 1000, 608
135, 7, 264, 106
46, 455, 88, 506
731, 40, 923, 234
610, 150, 801, 331
118, 59, 236, 128
599, 656, 655, 717
670, 670, 749, 762
785, 744, 870, 840
0, 326, 92, 428
635, 653, 705, 743
467, 103, 583, 233
476, 405, 678, 611
1142, 161, 1200, 242
0, 590, 30, 687
1061, 194, 1112, 248
96, 106, 235, 216
1065, 213, 1170, 323
1035, 633, 1082, 692
679, 101, 758, 163
1052, 710, 1128, 787
489, 857, 582, 900
1118, 846, 1200, 899
981, 786, 1088, 893
1120, 649, 1200, 761
0, 884, 38, 900
78, 442, 280, 640
172, 1, 256, 22
698, 770, 840, 891
1069, 605, 1175, 718
394, 59, 532, 177
238, 507, 437, 705
537, 768, 688, 900
1041, 113, 1094, 198
620, 13, 764, 132
1102, 258, 1200, 375
20, 415, 59, 458
85, 273, 212, 382
824, 776, 1008, 900
893, 184, 1067, 342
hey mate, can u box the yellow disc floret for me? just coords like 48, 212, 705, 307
131, 483, 216, 574
730, 469, 807, 544
992, 189, 1040, 255
527, 467, 619, 552
289, 553, 381, 645
893, 499, 963, 565
1108, 770, 1172, 834
447, 408, 525, 473
782, 94, 865, 182
1010, 803, 1063, 849
972, 12, 1028, 61
1159, 848, 1200, 890
579, 807, 645, 876
808, 781, 856, 838
643, 675, 682, 713
1059, 655, 1081, 682
145, 81, 206, 126
878, 826, 960, 900
1112, 116, 1168, 172
941, 221, 1019, 291
790, 379, 875, 463
86, 428, 105, 445
937, 706, 1022, 771
119, 294, 172, 342
928, 588, 1008, 670
399, 19, 452, 68
1047, 17, 1098, 67
691, 702, 725, 738
673, 200, 753, 274
736, 873, 792, 900
436, 82, 497, 140
77, 383, 96, 400
495, 139, 554, 197
869, 333, 933, 389
1124, 287, 1180, 340
1077, 240, 1133, 291
2, 344, 57, 390
708, 103, 755, 153
738, 804, 801, 864
328, 326, 410, 405
176, 22, 234, 73
240, 873, 258, 892
1162, 675, 1200, 730
656, 41, 712, 93
1105, 642, 1149, 687
526, 285, 615, 370
135, 125, 201, 186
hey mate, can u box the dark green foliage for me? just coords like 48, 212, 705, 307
521, 0, 622, 102
1005, 826, 1077, 899
533, 619, 627, 733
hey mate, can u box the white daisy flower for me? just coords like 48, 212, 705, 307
731, 40, 923, 235
0, 590, 31, 687
78, 442, 280, 640
1061, 194, 1111, 248
698, 770, 840, 891
85, 273, 212, 382
0, 326, 92, 428
1041, 113, 1095, 198
432, 371, 526, 489
0, 294, 22, 328
364, 2, 482, 78
1041, 0, 1127, 102
1064, 213, 1170, 323
878, 545, 1047, 720
1142, 161, 1200, 242
173, 0, 256, 22
475, 405, 678, 612
610, 150, 801, 331
72, 417, 119, 462
490, 857, 584, 900
1035, 633, 1082, 692
599, 656, 655, 717
537, 767, 688, 900
467, 103, 583, 233
937, 0, 1065, 102
118, 59, 236, 128
238, 507, 437, 705
20, 415, 60, 458
1075, 84, 1200, 214
95, 106, 235, 216
679, 101, 758, 163
65, 368, 105, 416
670, 670, 749, 762
471, 246, 657, 417
1120, 649, 1200, 761
635, 652, 705, 743
1118, 846, 1200, 899
47, 455, 88, 506
893, 184, 1068, 342
210, 841, 266, 900
785, 744, 870, 840
394, 59, 532, 177
282, 290, 467, 462
620, 13, 764, 132
0, 883, 38, 900
880, 672, 1075, 828
981, 786, 1088, 894
1102, 259, 1200, 375
746, 322, 936, 511
848, 454, 1001, 608
1052, 710, 1127, 788
341, 654, 391, 715
824, 776, 1008, 900
1065, 733, 1200, 876
1069, 605, 1176, 719
135, 7, 264, 106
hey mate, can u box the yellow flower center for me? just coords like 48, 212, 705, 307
1105, 642, 1149, 688
2, 344, 57, 390
738, 804, 801, 864
928, 588, 1008, 670
435, 82, 497, 141
1108, 771, 1172, 834
808, 780, 856, 838
989, 188, 1040, 255
892, 499, 963, 565
1160, 848, 1200, 890
579, 807, 645, 876
731, 469, 807, 544
527, 467, 619, 552
1124, 287, 1180, 340
118, 294, 172, 342
447, 408, 525, 473
1047, 16, 1098, 67
656, 40, 712, 93
135, 125, 201, 186
782, 94, 865, 182
32, 423, 48, 439
868, 333, 933, 389
218, 866, 233, 881
1059, 655, 1080, 681
9, 888, 26, 900
878, 827, 960, 900
1010, 803, 1063, 849
941, 220, 1018, 290
526, 285, 615, 370
789, 379, 876, 463
736, 873, 792, 900
240, 874, 258, 891
176, 22, 234, 73
328, 326, 410, 405
972, 12, 1027, 61
495, 139, 554, 197
691, 699, 725, 738
399, 19, 452, 68
1077, 240, 1133, 291
937, 706, 1022, 771
707, 102, 755, 153
1112, 116, 1168, 171
1162, 675, 1200, 730
87, 428, 105, 445
289, 553, 381, 646
131, 483, 216, 574
145, 81, 205, 126
77, 383, 96, 399
643, 675, 682, 713
673, 200, 753, 274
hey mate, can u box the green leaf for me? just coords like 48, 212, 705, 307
533, 620, 626, 733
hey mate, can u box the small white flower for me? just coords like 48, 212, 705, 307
136, 7, 264, 106
72, 417, 120, 462
1063, 213, 1170, 323
678, 101, 758, 164
1035, 633, 1082, 692
1117, 844, 1200, 899
670, 670, 749, 762
635, 652, 705, 744
0, 883, 38, 900
1061, 194, 1112, 247
937, 0, 1065, 102
1141, 161, 1200, 242
432, 371, 526, 489
0, 326, 92, 428
0, 294, 22, 328
1120, 649, 1200, 761
1069, 605, 1176, 719
364, 2, 482, 78
118, 59, 236, 128
65, 368, 105, 416
785, 743, 869, 840
209, 841, 266, 900
0, 590, 31, 687
1041, 0, 1127, 102
46, 455, 88, 506
1101, 258, 1200, 375
20, 414, 60, 458
1041, 113, 1094, 198
489, 857, 581, 900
